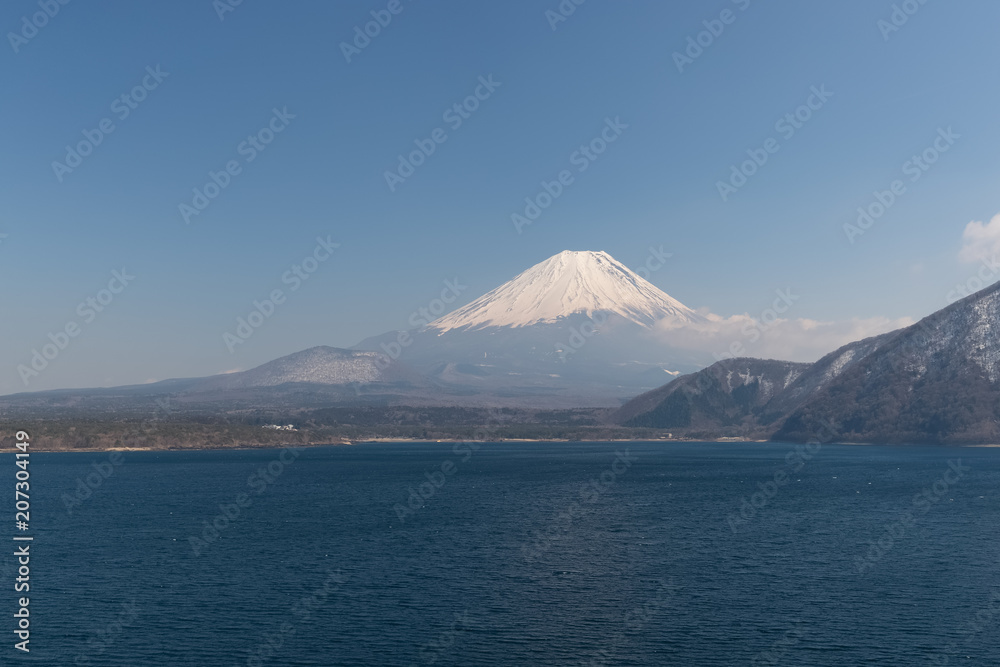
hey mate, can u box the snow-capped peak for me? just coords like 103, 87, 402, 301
428, 250, 704, 332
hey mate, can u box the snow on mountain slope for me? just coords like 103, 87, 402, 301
771, 280, 1000, 443
613, 358, 812, 428
428, 250, 704, 331
199, 347, 388, 389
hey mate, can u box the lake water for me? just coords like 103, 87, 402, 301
5, 442, 999, 665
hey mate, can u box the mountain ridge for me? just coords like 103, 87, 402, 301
616, 280, 1000, 443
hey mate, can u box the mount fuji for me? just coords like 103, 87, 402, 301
429, 250, 705, 331
353, 250, 714, 405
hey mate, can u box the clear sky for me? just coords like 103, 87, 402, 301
3, 0, 999, 393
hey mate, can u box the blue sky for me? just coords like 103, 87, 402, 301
2, 0, 999, 393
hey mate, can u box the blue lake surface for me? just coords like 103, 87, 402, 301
3, 441, 999, 665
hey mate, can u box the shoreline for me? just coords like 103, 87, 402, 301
8, 438, 1000, 454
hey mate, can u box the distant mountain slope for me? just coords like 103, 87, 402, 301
195, 346, 408, 389
615, 358, 810, 432
774, 281, 1000, 444
0, 346, 440, 418
613, 330, 899, 432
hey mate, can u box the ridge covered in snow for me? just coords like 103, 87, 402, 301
428, 250, 704, 331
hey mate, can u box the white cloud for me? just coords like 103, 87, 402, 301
652, 313, 913, 363
959, 213, 1000, 264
